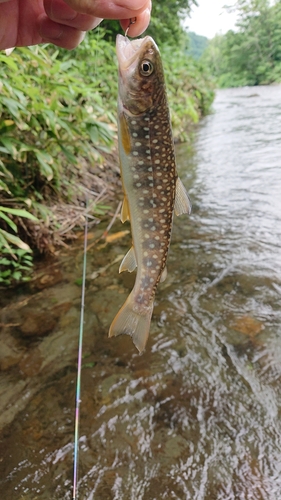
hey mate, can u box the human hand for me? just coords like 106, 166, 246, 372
0, 0, 151, 51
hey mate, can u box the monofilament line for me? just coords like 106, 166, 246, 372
72, 210, 88, 500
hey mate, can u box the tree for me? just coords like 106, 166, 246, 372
203, 0, 281, 87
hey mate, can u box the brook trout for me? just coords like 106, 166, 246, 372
109, 34, 191, 353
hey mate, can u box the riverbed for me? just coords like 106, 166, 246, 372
1, 85, 281, 499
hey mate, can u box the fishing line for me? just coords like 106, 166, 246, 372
72, 205, 88, 500
72, 21, 101, 497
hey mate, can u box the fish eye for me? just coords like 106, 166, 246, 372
140, 60, 154, 76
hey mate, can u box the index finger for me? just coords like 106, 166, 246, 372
63, 0, 151, 19
119, 8, 151, 37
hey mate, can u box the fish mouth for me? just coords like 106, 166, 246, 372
116, 34, 156, 71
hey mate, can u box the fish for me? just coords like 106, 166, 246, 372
108, 34, 191, 353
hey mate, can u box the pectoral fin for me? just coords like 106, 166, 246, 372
119, 112, 131, 154
121, 196, 130, 223
174, 177, 192, 216
119, 246, 137, 273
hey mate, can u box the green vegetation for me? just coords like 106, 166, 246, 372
203, 0, 281, 87
0, 2, 214, 285
187, 32, 209, 60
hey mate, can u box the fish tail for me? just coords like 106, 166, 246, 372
109, 294, 153, 353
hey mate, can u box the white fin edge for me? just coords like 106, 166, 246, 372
119, 246, 137, 273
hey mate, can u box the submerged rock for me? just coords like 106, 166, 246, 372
19, 301, 72, 338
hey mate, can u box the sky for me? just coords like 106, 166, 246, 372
184, 0, 238, 39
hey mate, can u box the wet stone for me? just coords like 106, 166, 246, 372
0, 333, 23, 371
19, 348, 43, 377
18, 301, 72, 338
19, 311, 57, 337
31, 267, 64, 290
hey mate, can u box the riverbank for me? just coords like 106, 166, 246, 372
0, 31, 215, 285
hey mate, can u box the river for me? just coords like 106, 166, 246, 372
1, 85, 281, 499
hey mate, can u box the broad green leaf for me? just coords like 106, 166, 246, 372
0, 54, 18, 70
0, 136, 17, 156
0, 207, 38, 221
0, 229, 31, 250
0, 211, 17, 232
34, 151, 54, 180
12, 271, 22, 281
0, 258, 11, 265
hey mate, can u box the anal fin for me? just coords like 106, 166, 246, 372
119, 246, 137, 273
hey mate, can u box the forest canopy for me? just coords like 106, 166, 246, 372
203, 0, 281, 87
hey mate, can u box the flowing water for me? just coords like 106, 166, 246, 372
1, 85, 281, 499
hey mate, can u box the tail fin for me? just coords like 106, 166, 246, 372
109, 294, 153, 353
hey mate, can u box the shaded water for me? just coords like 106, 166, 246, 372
1, 85, 281, 499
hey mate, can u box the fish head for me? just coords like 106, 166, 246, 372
116, 34, 165, 115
